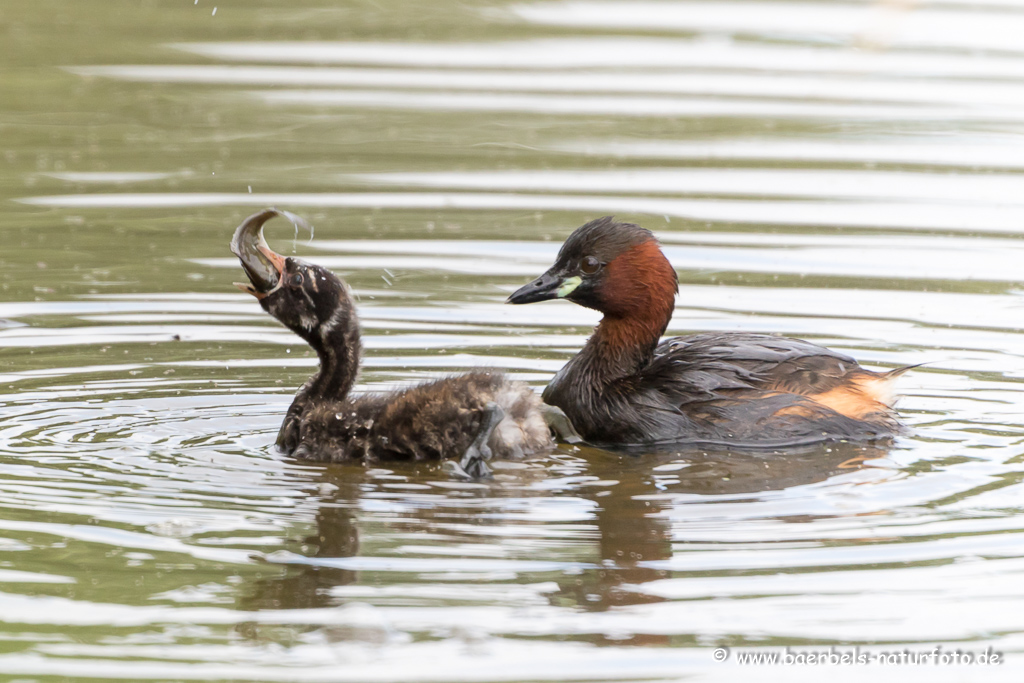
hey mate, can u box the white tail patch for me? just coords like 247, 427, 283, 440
855, 373, 900, 408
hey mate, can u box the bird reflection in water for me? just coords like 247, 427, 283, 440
236, 440, 893, 647
551, 440, 892, 648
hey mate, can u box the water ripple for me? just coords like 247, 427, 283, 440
7, 0, 1024, 679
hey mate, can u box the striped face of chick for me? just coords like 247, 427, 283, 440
260, 258, 354, 345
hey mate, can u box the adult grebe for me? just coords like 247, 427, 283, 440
508, 216, 908, 448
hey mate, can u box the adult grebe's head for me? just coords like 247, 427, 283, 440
508, 216, 678, 319
231, 209, 355, 348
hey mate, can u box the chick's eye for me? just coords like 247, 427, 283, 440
580, 255, 602, 274
288, 273, 303, 287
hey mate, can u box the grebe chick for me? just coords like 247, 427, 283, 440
232, 209, 552, 477
508, 216, 909, 448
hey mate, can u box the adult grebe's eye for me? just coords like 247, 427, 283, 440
580, 255, 602, 274
288, 273, 303, 287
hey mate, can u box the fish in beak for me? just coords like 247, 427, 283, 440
230, 209, 290, 299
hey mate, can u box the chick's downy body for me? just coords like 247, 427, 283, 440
280, 371, 549, 463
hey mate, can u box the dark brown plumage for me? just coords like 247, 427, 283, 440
508, 216, 909, 448
232, 209, 552, 475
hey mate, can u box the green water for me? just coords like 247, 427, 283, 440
3, 0, 1024, 680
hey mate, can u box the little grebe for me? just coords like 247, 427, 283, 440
508, 216, 908, 448
232, 209, 552, 476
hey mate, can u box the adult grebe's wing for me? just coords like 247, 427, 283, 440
623, 332, 902, 445
649, 332, 862, 396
